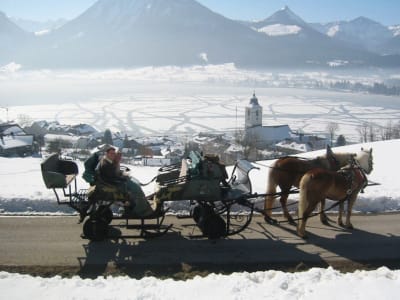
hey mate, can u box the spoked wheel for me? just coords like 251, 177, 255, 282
83, 218, 108, 241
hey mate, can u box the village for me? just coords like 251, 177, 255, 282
0, 93, 343, 165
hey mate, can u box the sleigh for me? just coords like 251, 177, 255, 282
40, 151, 259, 241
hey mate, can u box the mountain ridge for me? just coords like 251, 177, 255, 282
1, 1, 399, 69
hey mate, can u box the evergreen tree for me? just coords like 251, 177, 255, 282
336, 135, 346, 146
103, 129, 113, 145
123, 134, 130, 148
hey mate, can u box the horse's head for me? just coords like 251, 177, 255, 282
355, 147, 373, 174
328, 151, 357, 170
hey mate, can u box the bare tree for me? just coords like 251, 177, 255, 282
357, 122, 369, 143
368, 123, 377, 142
326, 122, 339, 146
235, 129, 258, 160
380, 121, 394, 140
17, 114, 33, 128
393, 121, 400, 139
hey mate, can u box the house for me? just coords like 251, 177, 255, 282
244, 93, 291, 148
0, 123, 34, 157
0, 133, 34, 157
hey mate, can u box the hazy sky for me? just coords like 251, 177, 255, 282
0, 0, 399, 25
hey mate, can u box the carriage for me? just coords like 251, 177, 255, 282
41, 145, 374, 241
40, 150, 260, 241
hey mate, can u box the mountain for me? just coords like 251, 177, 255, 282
10, 17, 67, 35
0, 11, 33, 65
245, 6, 389, 67
27, 0, 282, 68
1, 1, 399, 69
311, 17, 394, 54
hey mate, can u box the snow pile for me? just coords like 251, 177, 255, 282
1, 267, 399, 299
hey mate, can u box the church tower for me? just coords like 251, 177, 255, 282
245, 92, 262, 128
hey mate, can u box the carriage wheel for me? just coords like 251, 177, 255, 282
83, 218, 108, 241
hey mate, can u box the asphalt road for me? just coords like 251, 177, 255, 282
0, 213, 399, 278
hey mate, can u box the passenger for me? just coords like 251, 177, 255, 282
97, 147, 154, 217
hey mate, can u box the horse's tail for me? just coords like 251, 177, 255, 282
264, 167, 278, 216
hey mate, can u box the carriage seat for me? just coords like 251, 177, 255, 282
228, 159, 259, 196
41, 153, 78, 189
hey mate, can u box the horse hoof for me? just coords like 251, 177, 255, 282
321, 220, 329, 226
346, 224, 354, 230
264, 216, 278, 225
297, 232, 308, 239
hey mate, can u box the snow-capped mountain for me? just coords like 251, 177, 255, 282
1, 1, 399, 69
251, 5, 309, 35
389, 25, 400, 37
28, 0, 280, 68
311, 17, 393, 54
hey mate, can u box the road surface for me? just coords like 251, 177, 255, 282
0, 213, 399, 278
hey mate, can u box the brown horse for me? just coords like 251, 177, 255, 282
264, 146, 356, 225
297, 148, 373, 238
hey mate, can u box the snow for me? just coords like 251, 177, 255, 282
0, 266, 399, 299
389, 24, 400, 36
257, 24, 302, 36
327, 24, 340, 37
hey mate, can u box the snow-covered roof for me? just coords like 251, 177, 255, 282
0, 124, 25, 135
0, 135, 33, 150
44, 133, 80, 143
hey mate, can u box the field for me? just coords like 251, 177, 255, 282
1, 66, 400, 142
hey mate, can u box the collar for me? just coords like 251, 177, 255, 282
104, 157, 113, 164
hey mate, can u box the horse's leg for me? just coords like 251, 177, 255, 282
297, 186, 319, 238
338, 201, 345, 227
344, 194, 358, 229
264, 178, 277, 224
280, 189, 296, 225
319, 198, 329, 225
264, 172, 277, 219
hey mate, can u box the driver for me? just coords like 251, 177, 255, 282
97, 146, 154, 216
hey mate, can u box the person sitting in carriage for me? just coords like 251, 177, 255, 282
94, 146, 154, 217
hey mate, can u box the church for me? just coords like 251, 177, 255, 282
244, 93, 291, 148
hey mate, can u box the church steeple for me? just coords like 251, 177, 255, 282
245, 92, 263, 128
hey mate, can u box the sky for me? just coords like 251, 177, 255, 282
0, 0, 399, 25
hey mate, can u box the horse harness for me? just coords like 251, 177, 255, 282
337, 160, 368, 203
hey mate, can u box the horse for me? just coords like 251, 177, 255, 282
296, 147, 373, 238
264, 146, 356, 225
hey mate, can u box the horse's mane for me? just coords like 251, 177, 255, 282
318, 151, 356, 167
